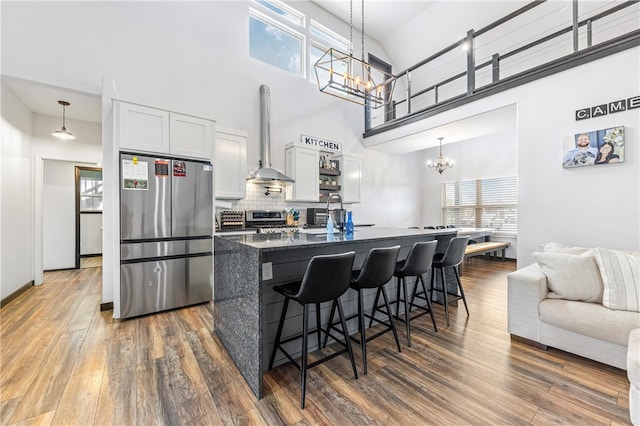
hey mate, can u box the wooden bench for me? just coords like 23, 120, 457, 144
464, 241, 510, 261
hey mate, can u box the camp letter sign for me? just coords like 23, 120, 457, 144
299, 135, 342, 153
576, 95, 640, 121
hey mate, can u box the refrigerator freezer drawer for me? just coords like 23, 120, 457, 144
120, 255, 212, 318
120, 238, 212, 261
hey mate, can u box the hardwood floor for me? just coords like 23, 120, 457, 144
80, 256, 102, 269
0, 259, 631, 425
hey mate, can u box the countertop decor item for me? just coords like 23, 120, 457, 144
52, 100, 75, 140
313, 0, 396, 109
427, 137, 454, 174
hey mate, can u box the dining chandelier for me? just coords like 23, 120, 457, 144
52, 100, 75, 140
428, 137, 454, 174
313, 0, 396, 109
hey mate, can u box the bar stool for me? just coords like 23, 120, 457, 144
430, 236, 470, 326
268, 251, 357, 409
323, 245, 401, 375
370, 241, 438, 347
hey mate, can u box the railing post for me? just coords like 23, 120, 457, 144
492, 54, 500, 82
406, 71, 412, 115
434, 86, 439, 104
587, 19, 593, 48
466, 29, 475, 95
573, 0, 579, 51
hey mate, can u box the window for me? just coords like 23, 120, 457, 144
250, 8, 304, 77
249, 1, 350, 81
79, 170, 103, 212
442, 176, 517, 234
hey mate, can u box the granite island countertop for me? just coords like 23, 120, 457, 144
214, 226, 454, 251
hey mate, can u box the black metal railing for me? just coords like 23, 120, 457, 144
365, 0, 640, 136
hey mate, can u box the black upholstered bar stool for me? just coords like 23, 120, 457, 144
323, 245, 401, 375
430, 236, 470, 326
268, 251, 357, 409
372, 240, 438, 347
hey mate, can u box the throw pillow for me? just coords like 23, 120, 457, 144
593, 247, 640, 312
533, 251, 603, 303
543, 242, 592, 255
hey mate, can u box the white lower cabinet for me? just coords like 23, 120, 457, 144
214, 127, 247, 199
285, 145, 319, 202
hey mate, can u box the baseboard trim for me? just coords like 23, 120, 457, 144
100, 302, 113, 311
1, 281, 34, 308
510, 334, 548, 350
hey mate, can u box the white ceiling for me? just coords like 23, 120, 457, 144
2, 75, 101, 123
312, 0, 437, 43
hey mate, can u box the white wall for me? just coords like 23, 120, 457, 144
43, 160, 77, 270
1, 83, 34, 300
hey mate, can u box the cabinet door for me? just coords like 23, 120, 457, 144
285, 147, 319, 202
214, 127, 247, 199
170, 113, 213, 160
117, 101, 169, 154
338, 155, 362, 203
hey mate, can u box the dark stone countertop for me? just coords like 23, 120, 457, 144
214, 227, 455, 251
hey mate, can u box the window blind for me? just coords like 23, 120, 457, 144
441, 176, 517, 234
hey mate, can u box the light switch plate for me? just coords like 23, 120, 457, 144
262, 262, 273, 281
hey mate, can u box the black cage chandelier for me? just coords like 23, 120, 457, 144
314, 0, 396, 109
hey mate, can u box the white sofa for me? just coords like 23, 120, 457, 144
507, 243, 640, 370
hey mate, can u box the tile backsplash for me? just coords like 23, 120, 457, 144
217, 182, 351, 225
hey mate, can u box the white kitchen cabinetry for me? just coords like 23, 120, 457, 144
285, 145, 319, 202
214, 127, 247, 199
117, 102, 170, 153
336, 154, 362, 203
116, 100, 213, 160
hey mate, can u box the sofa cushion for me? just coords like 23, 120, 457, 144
544, 242, 591, 255
594, 248, 640, 312
539, 299, 640, 346
533, 251, 603, 303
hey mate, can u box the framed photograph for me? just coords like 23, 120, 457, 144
562, 125, 624, 169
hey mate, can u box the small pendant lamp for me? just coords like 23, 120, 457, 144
52, 100, 75, 140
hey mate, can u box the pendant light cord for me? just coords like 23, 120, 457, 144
361, 0, 365, 61
349, 0, 353, 56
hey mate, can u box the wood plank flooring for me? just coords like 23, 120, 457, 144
0, 259, 632, 425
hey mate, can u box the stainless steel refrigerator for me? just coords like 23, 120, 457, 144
119, 152, 213, 318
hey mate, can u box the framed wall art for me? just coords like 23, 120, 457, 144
562, 125, 624, 169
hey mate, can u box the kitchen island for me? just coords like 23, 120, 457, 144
213, 227, 456, 399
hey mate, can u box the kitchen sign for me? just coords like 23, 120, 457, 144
299, 134, 342, 153
575, 95, 639, 121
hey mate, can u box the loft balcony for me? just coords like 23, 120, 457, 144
363, 0, 640, 142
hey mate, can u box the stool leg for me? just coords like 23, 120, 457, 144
269, 297, 289, 369
336, 299, 358, 380
401, 277, 411, 347
395, 277, 402, 318
381, 286, 401, 353
420, 274, 437, 332
322, 300, 337, 348
358, 289, 368, 375
440, 267, 450, 326
300, 304, 309, 409
368, 287, 381, 328
453, 267, 469, 316
316, 303, 322, 350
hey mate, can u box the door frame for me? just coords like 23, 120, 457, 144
75, 166, 103, 269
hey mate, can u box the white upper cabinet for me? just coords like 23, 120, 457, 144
170, 113, 214, 159
285, 145, 319, 202
336, 154, 362, 203
214, 127, 247, 200
116, 100, 213, 160
117, 102, 170, 154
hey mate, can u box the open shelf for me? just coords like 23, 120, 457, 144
319, 184, 341, 191
319, 168, 340, 176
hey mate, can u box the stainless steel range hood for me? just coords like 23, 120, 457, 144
246, 85, 294, 183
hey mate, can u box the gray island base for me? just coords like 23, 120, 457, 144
214, 227, 457, 399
